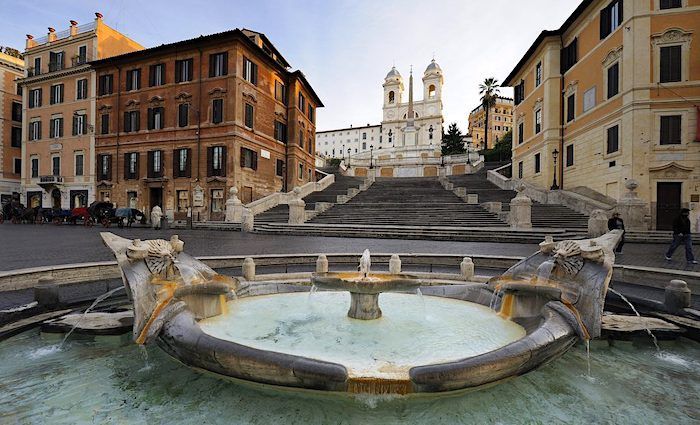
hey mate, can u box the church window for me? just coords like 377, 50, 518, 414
388, 91, 395, 104
428, 85, 436, 98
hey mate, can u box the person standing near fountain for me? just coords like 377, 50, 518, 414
665, 208, 697, 264
607, 212, 625, 254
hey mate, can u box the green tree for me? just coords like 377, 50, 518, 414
481, 130, 512, 162
441, 122, 465, 156
479, 77, 500, 151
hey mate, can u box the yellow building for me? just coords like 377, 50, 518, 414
468, 96, 513, 150
20, 13, 143, 209
0, 51, 23, 204
504, 0, 700, 230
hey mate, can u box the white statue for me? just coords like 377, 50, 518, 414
359, 249, 371, 278
151, 205, 163, 230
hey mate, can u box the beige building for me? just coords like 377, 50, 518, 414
0, 50, 23, 205
20, 14, 142, 209
504, 0, 700, 230
468, 96, 513, 150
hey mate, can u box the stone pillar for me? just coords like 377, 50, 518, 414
242, 257, 255, 281
617, 179, 648, 231
316, 255, 329, 274
34, 277, 60, 308
460, 257, 474, 281
664, 280, 691, 313
389, 254, 401, 274
587, 209, 609, 238
509, 185, 532, 229
288, 188, 306, 224
241, 209, 254, 232
225, 187, 244, 223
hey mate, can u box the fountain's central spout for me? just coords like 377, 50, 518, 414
359, 249, 371, 279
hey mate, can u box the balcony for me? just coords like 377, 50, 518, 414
38, 175, 64, 188
72, 55, 89, 67
48, 61, 65, 72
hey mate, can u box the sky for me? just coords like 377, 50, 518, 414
0, 0, 580, 132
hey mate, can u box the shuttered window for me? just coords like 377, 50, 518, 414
244, 103, 254, 129
659, 0, 681, 9
209, 53, 228, 77
565, 144, 574, 167
240, 147, 258, 170
606, 125, 619, 153
175, 59, 194, 83
212, 99, 223, 124
101, 114, 109, 135
124, 152, 139, 179
72, 114, 87, 136
514, 80, 525, 105
535, 62, 542, 87
149, 64, 166, 87
534, 153, 541, 174
518, 161, 523, 179
98, 154, 112, 181
126, 69, 141, 91
600, 0, 623, 40
276, 159, 284, 177
274, 121, 288, 143
98, 74, 113, 95
207, 146, 226, 177
607, 63, 619, 98
147, 107, 165, 130
173, 148, 191, 178
535, 109, 542, 134
518, 122, 524, 144
243, 57, 258, 84
178, 104, 189, 127
147, 150, 164, 178
50, 84, 64, 104
660, 45, 681, 83
660, 115, 681, 145
560, 38, 578, 74
124, 111, 140, 132
50, 117, 63, 138
566, 94, 575, 122
275, 81, 287, 104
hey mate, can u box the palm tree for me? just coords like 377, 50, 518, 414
479, 78, 500, 151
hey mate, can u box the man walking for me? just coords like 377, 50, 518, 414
607, 212, 625, 253
665, 208, 697, 264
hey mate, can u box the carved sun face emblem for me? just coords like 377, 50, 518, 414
145, 240, 176, 275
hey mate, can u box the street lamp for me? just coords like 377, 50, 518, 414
388, 129, 393, 147
369, 145, 374, 169
341, 144, 345, 160
347, 148, 352, 166
550, 149, 560, 190
466, 139, 472, 165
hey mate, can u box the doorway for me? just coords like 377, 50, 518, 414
656, 182, 681, 230
150, 187, 163, 211
70, 190, 88, 209
51, 188, 62, 209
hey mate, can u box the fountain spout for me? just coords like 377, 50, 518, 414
359, 249, 371, 278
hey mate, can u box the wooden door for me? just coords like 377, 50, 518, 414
656, 182, 681, 230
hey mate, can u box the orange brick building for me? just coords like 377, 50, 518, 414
0, 51, 23, 205
91, 29, 321, 221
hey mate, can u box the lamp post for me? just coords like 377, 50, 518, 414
388, 129, 393, 147
550, 149, 559, 190
341, 144, 345, 160
347, 148, 351, 167
466, 139, 472, 165
369, 145, 374, 169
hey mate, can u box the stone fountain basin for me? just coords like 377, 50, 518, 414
155, 283, 579, 395
311, 272, 421, 294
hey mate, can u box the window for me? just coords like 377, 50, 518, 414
212, 99, 223, 124
244, 103, 254, 129
208, 146, 226, 176
518, 122, 524, 144
534, 153, 541, 174
275, 81, 287, 104
50, 117, 63, 138
518, 161, 523, 179
660, 0, 682, 9
209, 52, 228, 78
49, 51, 65, 72
178, 104, 189, 127
240, 147, 258, 170
11, 102, 22, 122
31, 157, 39, 178
148, 150, 163, 178
147, 107, 164, 130
388, 91, 395, 103
126, 69, 141, 91
660, 115, 681, 145
75, 153, 84, 176
125, 152, 139, 179
29, 88, 42, 108
298, 163, 304, 180
514, 80, 525, 105
98, 155, 112, 180
299, 130, 305, 149
124, 110, 140, 132
13, 158, 21, 175
308, 105, 314, 123
73, 114, 87, 136
566, 94, 575, 122
583, 87, 596, 112
428, 84, 436, 98
175, 59, 194, 83
149, 63, 166, 86
298, 92, 306, 113
50, 84, 64, 104
535, 109, 542, 134
174, 148, 191, 178
33, 57, 41, 76
274, 121, 287, 143
11, 127, 21, 147
76, 79, 88, 100
52, 156, 60, 176
560, 38, 578, 73
535, 62, 542, 86
565, 144, 574, 167
98, 74, 113, 95
242, 57, 257, 84
101, 114, 109, 134
362, 142, 366, 150
607, 125, 619, 153
177, 190, 189, 212
77, 45, 87, 64
600, 0, 623, 39
660, 45, 681, 83
29, 121, 41, 140
607, 63, 619, 98
276, 159, 284, 177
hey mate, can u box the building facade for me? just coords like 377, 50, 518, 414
468, 96, 514, 150
19, 14, 143, 210
0, 51, 23, 205
504, 0, 700, 230
316, 124, 381, 159
91, 29, 321, 221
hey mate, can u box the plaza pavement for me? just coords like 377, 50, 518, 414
0, 224, 698, 273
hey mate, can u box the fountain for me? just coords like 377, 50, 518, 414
99, 230, 626, 395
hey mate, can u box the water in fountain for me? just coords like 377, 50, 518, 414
59, 286, 125, 349
415, 288, 426, 320
174, 261, 206, 285
138, 344, 152, 373
489, 287, 502, 311
608, 288, 660, 351
535, 259, 556, 285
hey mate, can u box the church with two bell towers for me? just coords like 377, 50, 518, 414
381, 59, 444, 148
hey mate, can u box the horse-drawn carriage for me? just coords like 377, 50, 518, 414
88, 202, 143, 228
1, 201, 41, 224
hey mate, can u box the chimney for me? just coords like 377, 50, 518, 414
47, 27, 56, 43
26, 34, 36, 50
95, 12, 103, 22
69, 20, 78, 37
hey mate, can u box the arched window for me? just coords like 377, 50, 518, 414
428, 84, 436, 98
388, 91, 395, 103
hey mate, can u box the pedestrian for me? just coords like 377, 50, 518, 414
665, 208, 697, 264
607, 212, 625, 253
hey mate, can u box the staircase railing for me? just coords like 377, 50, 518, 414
246, 174, 335, 216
